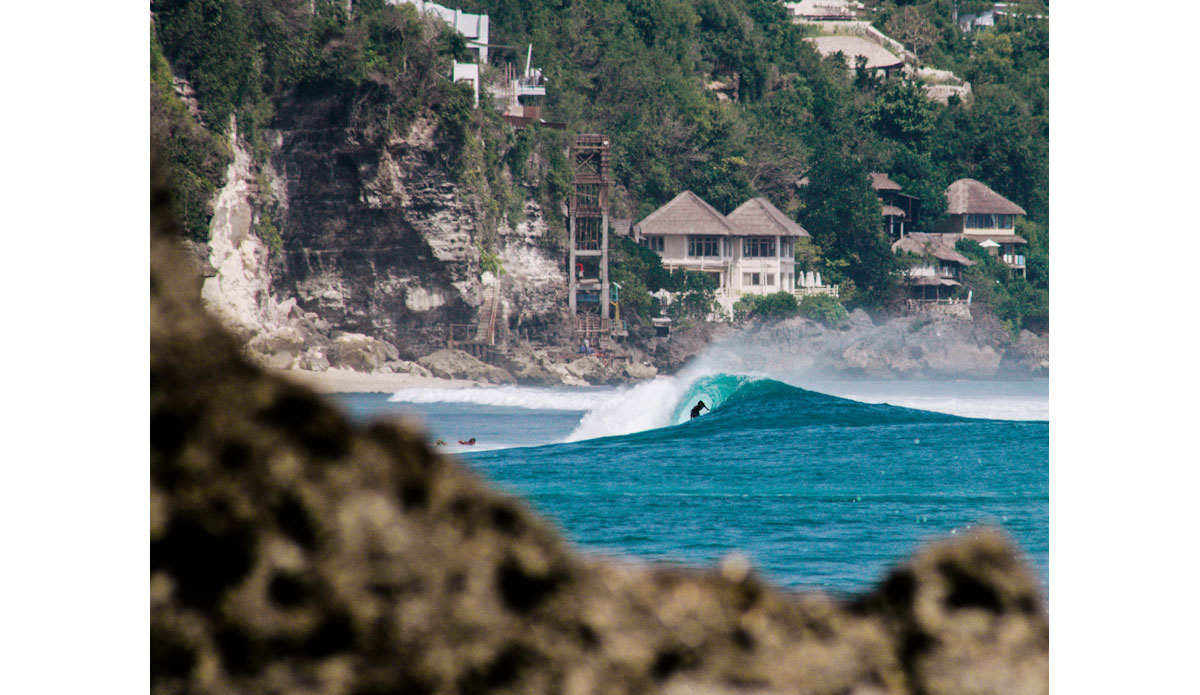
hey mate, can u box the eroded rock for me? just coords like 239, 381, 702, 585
418, 348, 516, 384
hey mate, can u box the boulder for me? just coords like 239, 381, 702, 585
418, 348, 516, 384
565, 355, 608, 384
1000, 329, 1050, 376
383, 359, 433, 378
621, 360, 658, 382
499, 348, 562, 386
326, 333, 399, 373
246, 326, 307, 370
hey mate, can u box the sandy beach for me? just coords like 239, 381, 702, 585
275, 368, 490, 394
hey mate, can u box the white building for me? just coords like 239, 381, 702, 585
388, 0, 490, 105
388, 0, 489, 62
635, 192, 818, 318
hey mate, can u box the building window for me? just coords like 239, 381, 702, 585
646, 235, 664, 252
688, 235, 720, 257
766, 273, 775, 286
743, 236, 776, 257
743, 272, 761, 286
722, 238, 734, 257
966, 213, 1015, 229
780, 238, 793, 257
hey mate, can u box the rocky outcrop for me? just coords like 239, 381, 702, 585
326, 332, 401, 373
418, 348, 516, 384
999, 329, 1050, 377
727, 310, 1044, 379
261, 95, 569, 361
152, 182, 1049, 695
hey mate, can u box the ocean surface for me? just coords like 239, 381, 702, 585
332, 369, 1048, 599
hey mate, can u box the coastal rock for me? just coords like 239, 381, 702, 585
565, 355, 609, 384
621, 359, 658, 381
728, 313, 1032, 379
246, 326, 308, 370
383, 359, 433, 378
326, 332, 400, 373
999, 329, 1049, 376
152, 192, 1049, 695
497, 347, 562, 386
418, 348, 516, 384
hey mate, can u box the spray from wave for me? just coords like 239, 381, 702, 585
388, 385, 612, 411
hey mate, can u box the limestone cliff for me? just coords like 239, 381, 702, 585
196, 89, 569, 370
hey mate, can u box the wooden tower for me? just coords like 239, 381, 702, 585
568, 134, 611, 328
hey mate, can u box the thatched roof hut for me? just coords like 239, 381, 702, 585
945, 179, 1027, 215
893, 233, 976, 266
726, 197, 810, 238
870, 172, 902, 191
635, 191, 739, 236
809, 36, 903, 70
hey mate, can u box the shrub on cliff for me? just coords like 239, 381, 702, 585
733, 291, 799, 322
798, 293, 849, 327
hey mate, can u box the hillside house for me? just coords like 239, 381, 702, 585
871, 172, 919, 239
808, 35, 904, 76
892, 233, 975, 305
390, 0, 489, 62
785, 0, 855, 21
936, 178, 1028, 278
635, 192, 814, 317
390, 0, 490, 106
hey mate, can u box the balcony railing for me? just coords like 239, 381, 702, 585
1001, 254, 1026, 267
793, 285, 839, 299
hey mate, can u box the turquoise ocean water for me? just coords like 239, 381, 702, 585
333, 372, 1048, 599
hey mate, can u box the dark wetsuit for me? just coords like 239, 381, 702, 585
690, 401, 708, 419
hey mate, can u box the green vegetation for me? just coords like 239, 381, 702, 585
152, 0, 1047, 324
955, 239, 1047, 333
151, 26, 231, 241
609, 236, 717, 323
798, 293, 850, 327
733, 291, 798, 322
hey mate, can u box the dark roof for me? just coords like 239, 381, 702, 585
636, 191, 739, 237
870, 172, 902, 191
945, 179, 1027, 215
727, 197, 810, 238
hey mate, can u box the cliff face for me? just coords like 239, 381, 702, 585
197, 87, 569, 366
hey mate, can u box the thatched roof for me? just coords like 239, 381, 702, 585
892, 233, 975, 266
870, 172, 902, 191
945, 179, 1027, 215
636, 191, 739, 237
727, 197, 810, 238
881, 204, 906, 217
809, 36, 903, 69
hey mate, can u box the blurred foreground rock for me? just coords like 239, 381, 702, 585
152, 166, 1048, 694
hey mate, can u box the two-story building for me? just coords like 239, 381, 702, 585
634, 192, 811, 317
892, 232, 976, 304
936, 178, 1028, 278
